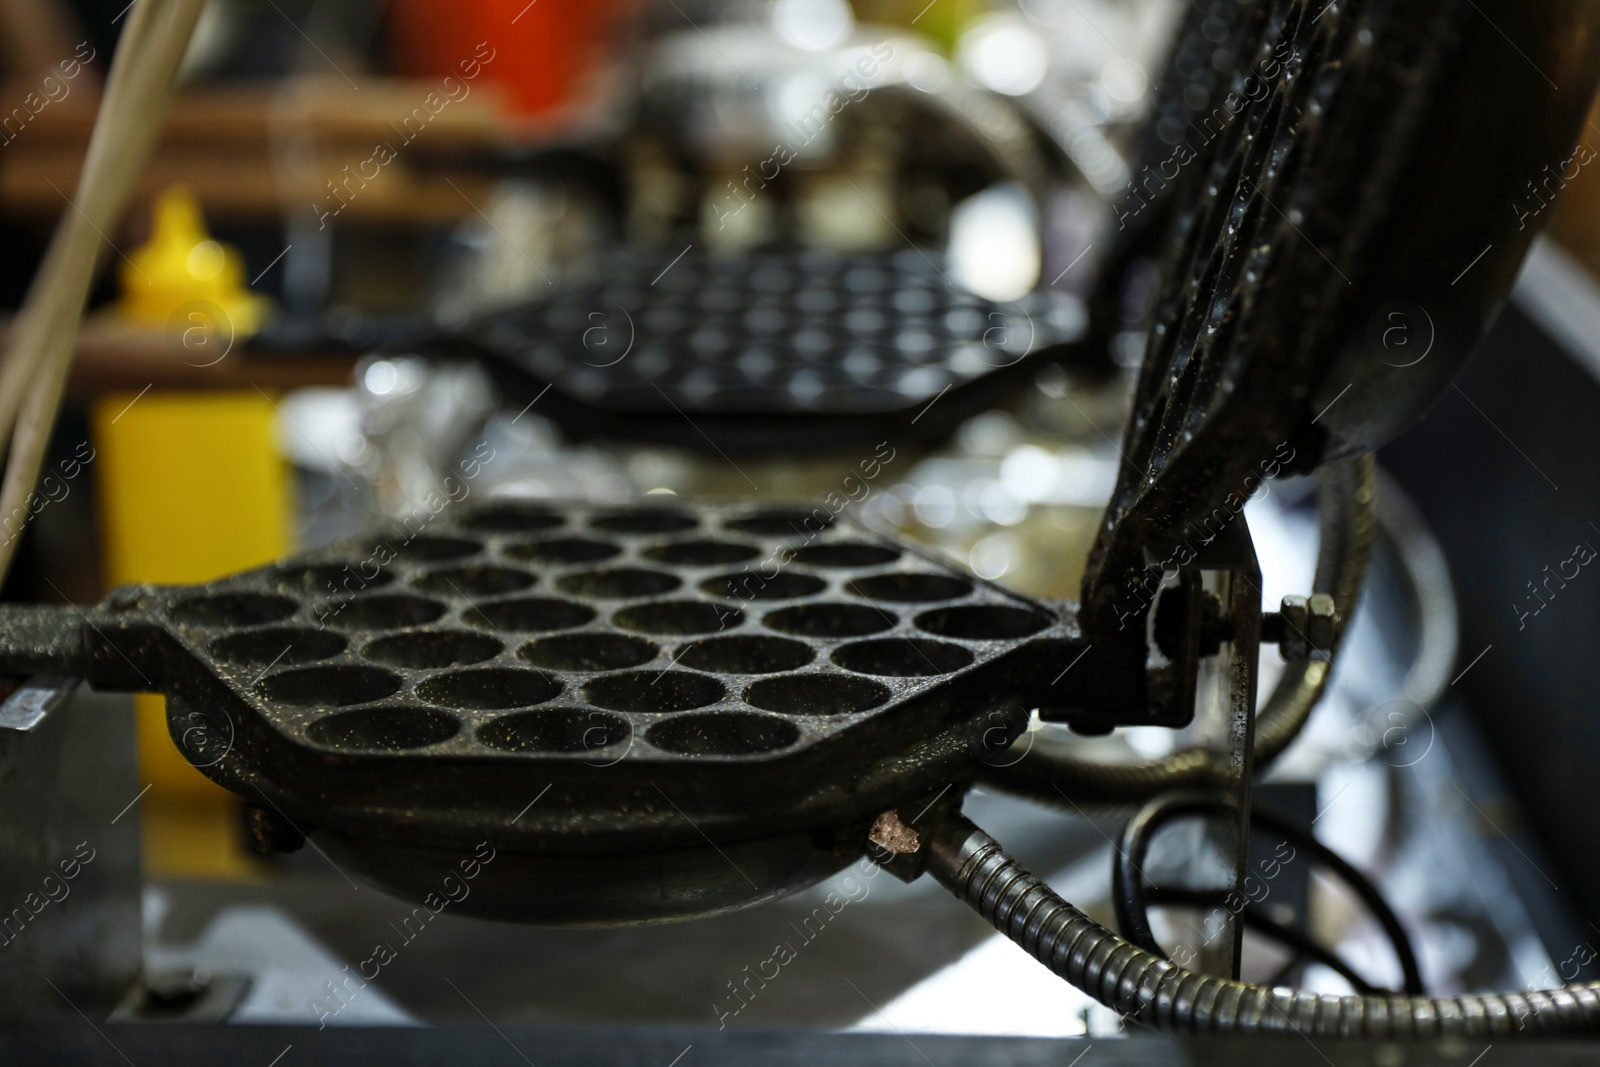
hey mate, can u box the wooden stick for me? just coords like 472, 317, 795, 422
0, 0, 207, 580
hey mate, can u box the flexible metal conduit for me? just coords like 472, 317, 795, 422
925, 813, 1600, 1037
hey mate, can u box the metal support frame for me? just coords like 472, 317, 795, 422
1145, 519, 1261, 978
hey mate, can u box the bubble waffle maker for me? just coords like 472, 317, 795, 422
0, 501, 1087, 925
11, 0, 1600, 1040
462, 246, 1086, 456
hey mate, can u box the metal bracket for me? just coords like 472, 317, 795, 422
1179, 520, 1261, 978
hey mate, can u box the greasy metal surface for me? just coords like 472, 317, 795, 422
1082, 0, 1600, 645
0, 680, 141, 1019
466, 247, 1085, 454
15, 1027, 1600, 1066
0, 502, 1088, 920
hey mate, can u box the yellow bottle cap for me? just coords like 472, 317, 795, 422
119, 186, 271, 339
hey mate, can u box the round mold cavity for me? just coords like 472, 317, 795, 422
412, 565, 536, 598
477, 709, 631, 754
701, 571, 825, 601
676, 635, 814, 674
790, 542, 901, 568
848, 572, 973, 603
761, 602, 895, 637
169, 592, 297, 628
915, 604, 1053, 640
831, 638, 974, 677
643, 539, 761, 566
464, 597, 596, 633
390, 535, 483, 562
274, 563, 395, 596
555, 568, 681, 599
318, 594, 447, 631
724, 509, 834, 537
647, 712, 799, 756
256, 664, 401, 708
745, 674, 891, 715
590, 508, 698, 534
208, 627, 346, 668
584, 671, 725, 713
363, 631, 502, 669
613, 600, 742, 635
505, 537, 620, 565
416, 668, 562, 710
307, 706, 459, 752
459, 503, 564, 534
520, 633, 657, 671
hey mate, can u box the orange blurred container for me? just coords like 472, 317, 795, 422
389, 0, 629, 120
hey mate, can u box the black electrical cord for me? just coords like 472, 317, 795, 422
1112, 792, 1424, 996
1142, 887, 1382, 995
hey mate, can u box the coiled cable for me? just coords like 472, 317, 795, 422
1111, 792, 1423, 996
1140, 887, 1384, 995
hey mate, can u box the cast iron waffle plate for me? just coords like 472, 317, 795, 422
0, 501, 1080, 854
1081, 0, 1600, 634
462, 247, 1086, 455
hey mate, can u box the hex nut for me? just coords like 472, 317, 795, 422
1278, 595, 1310, 661
1306, 593, 1337, 654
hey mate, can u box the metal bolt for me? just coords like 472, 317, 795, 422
1275, 595, 1310, 661
1265, 594, 1339, 661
